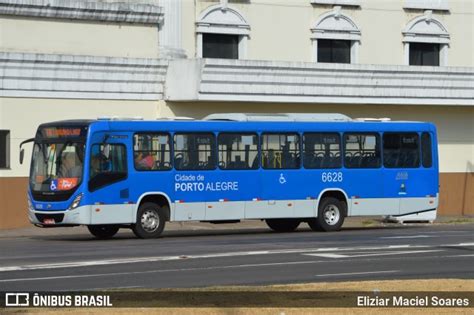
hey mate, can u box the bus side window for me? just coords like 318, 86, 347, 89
218, 133, 259, 170
421, 132, 432, 168
89, 144, 127, 191
261, 133, 300, 169
133, 133, 171, 171
303, 133, 341, 169
344, 133, 381, 168
383, 133, 420, 168
174, 133, 216, 170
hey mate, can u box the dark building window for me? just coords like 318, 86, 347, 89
0, 130, 10, 169
202, 34, 239, 59
318, 39, 351, 63
409, 43, 440, 66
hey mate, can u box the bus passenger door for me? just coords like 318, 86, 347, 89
87, 133, 135, 224
382, 168, 401, 216
382, 132, 431, 216
398, 132, 438, 216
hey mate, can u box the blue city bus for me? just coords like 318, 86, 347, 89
20, 113, 439, 239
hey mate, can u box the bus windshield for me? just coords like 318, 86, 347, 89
30, 142, 85, 193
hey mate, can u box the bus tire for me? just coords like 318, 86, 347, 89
87, 225, 120, 239
266, 219, 300, 232
310, 197, 346, 232
307, 219, 323, 232
132, 202, 166, 239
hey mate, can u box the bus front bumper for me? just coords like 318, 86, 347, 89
28, 206, 92, 226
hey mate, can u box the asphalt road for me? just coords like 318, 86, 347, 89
0, 222, 473, 291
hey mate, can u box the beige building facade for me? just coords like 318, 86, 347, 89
0, 0, 473, 229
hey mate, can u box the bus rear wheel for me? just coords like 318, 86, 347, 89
266, 219, 300, 232
87, 225, 120, 239
308, 197, 346, 232
132, 202, 167, 239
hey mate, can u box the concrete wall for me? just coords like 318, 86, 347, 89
0, 17, 159, 58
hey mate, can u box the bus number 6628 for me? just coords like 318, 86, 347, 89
322, 172, 343, 183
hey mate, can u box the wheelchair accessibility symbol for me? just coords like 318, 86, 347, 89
50, 180, 58, 191
279, 173, 287, 184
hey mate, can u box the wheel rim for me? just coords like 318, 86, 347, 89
323, 204, 340, 226
141, 209, 159, 232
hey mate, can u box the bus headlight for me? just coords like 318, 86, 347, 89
69, 193, 83, 210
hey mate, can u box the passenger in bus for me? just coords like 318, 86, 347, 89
58, 153, 82, 178
90, 152, 112, 177
90, 154, 101, 178
266, 149, 275, 168
135, 152, 155, 170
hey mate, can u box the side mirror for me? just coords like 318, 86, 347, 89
19, 138, 35, 165
20, 148, 25, 164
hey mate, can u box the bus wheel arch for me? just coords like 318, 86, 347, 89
136, 193, 171, 221
309, 190, 348, 232
132, 193, 171, 239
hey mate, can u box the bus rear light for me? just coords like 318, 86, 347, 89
68, 193, 83, 210
176, 200, 185, 203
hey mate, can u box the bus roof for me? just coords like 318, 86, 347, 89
39, 115, 436, 134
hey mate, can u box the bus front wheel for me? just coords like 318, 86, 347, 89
266, 219, 300, 232
87, 225, 120, 239
308, 197, 346, 232
132, 202, 167, 239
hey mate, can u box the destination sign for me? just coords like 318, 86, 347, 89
39, 127, 87, 138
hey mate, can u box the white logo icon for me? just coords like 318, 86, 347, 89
50, 181, 57, 191
5, 293, 30, 307
279, 173, 287, 184
62, 180, 73, 189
